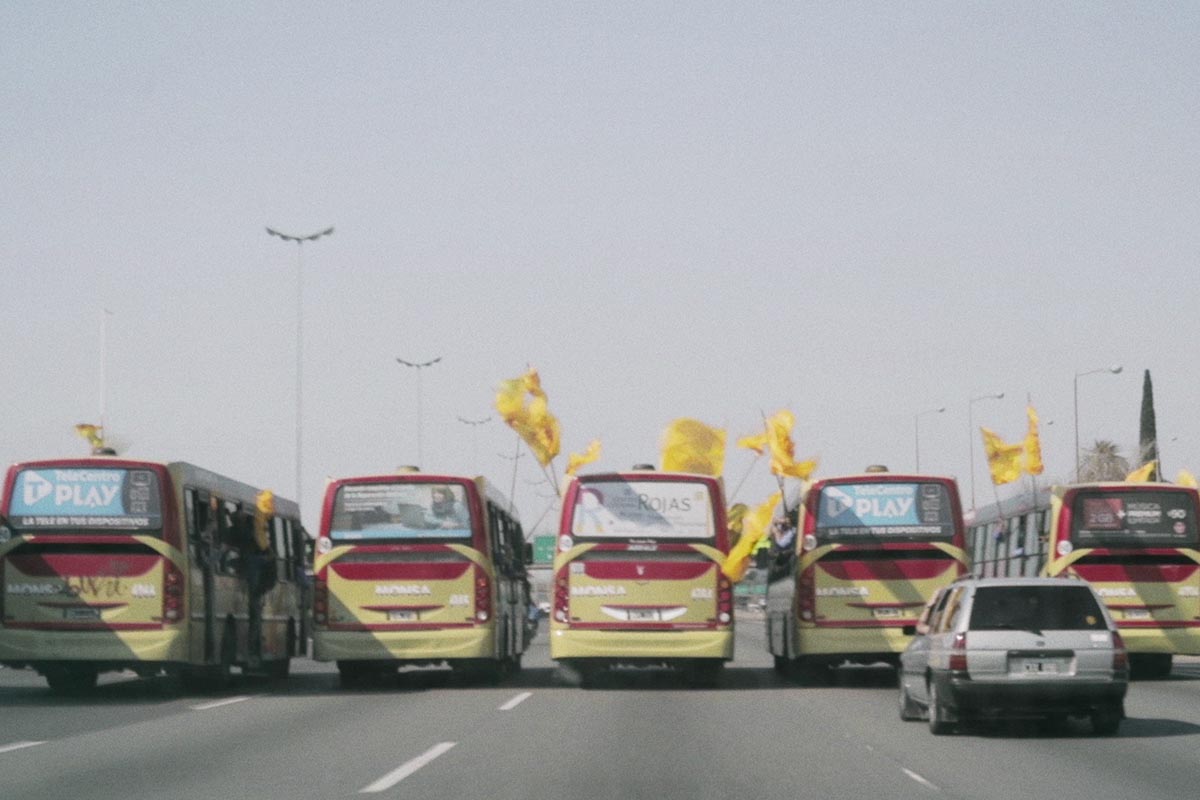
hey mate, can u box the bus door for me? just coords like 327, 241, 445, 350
184, 488, 218, 663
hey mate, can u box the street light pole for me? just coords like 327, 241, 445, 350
968, 392, 1005, 511
266, 225, 334, 511
396, 356, 442, 467
914, 406, 946, 473
457, 415, 491, 473
1074, 364, 1123, 480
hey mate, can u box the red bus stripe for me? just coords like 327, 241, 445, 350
3, 622, 162, 631
1073, 564, 1199, 582
582, 562, 713, 580
328, 562, 471, 581
817, 560, 956, 581
6, 554, 159, 578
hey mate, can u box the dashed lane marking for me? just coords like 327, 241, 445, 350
498, 691, 532, 711
902, 767, 940, 792
0, 741, 46, 755
361, 742, 457, 793
190, 695, 253, 711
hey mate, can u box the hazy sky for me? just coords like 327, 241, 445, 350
3, 2, 1198, 532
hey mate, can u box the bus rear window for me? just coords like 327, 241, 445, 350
8, 467, 163, 532
815, 482, 955, 541
1071, 489, 1198, 547
569, 479, 715, 540
329, 482, 473, 541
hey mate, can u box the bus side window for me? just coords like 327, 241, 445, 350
273, 517, 289, 583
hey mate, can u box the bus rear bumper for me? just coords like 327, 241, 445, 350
1116, 626, 1200, 656
0, 628, 185, 668
795, 625, 912, 663
550, 627, 734, 661
312, 627, 493, 663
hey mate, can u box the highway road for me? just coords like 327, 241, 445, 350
3, 618, 1200, 799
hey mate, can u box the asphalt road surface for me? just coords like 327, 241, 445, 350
3, 618, 1200, 799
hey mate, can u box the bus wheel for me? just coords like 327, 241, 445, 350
45, 667, 98, 695
772, 655, 789, 675
682, 660, 724, 688
795, 658, 831, 687
1130, 653, 1172, 680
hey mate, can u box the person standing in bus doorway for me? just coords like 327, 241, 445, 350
426, 486, 469, 529
244, 493, 279, 671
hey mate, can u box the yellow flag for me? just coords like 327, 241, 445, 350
765, 410, 817, 480
74, 423, 104, 449
1126, 461, 1157, 483
980, 427, 1023, 485
660, 418, 727, 476
566, 439, 602, 476
722, 492, 781, 582
253, 489, 275, 550
1023, 406, 1044, 476
737, 432, 768, 455
495, 368, 562, 467
1176, 469, 1198, 488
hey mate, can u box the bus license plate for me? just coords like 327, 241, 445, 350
65, 607, 101, 621
388, 610, 418, 622
628, 609, 660, 622
872, 608, 902, 620
1123, 608, 1151, 620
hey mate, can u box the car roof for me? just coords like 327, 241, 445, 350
951, 576, 1095, 589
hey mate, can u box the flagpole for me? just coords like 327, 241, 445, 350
729, 453, 762, 502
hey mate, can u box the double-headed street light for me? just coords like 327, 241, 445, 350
266, 225, 334, 511
968, 392, 1005, 510
1074, 364, 1123, 479
914, 406, 946, 473
396, 355, 442, 468
457, 415, 491, 472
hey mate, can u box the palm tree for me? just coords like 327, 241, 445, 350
1078, 440, 1130, 482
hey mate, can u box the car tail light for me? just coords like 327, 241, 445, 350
948, 632, 968, 673
1111, 631, 1128, 672
796, 566, 815, 621
163, 561, 184, 623
553, 567, 570, 623
474, 566, 491, 623
313, 577, 328, 625
717, 573, 733, 624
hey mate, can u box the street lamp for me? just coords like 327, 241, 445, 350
914, 406, 946, 473
396, 355, 442, 467
457, 415, 491, 472
266, 225, 334, 511
968, 392, 1005, 510
1074, 365, 1123, 479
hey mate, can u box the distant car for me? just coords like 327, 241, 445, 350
537, 601, 551, 617
898, 577, 1129, 735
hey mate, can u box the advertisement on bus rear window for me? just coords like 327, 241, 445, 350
570, 480, 715, 539
329, 483, 473, 540
1071, 490, 1198, 546
815, 482, 954, 540
8, 468, 163, 530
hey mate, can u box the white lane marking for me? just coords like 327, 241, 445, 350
0, 741, 46, 755
498, 691, 532, 711
361, 742, 457, 793
190, 695, 252, 711
902, 767, 940, 792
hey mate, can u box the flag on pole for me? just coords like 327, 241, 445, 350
660, 418, 726, 476
1023, 406, 1044, 476
764, 410, 817, 480
980, 427, 1023, 485
566, 440, 602, 476
1176, 469, 1198, 488
494, 368, 562, 466
1126, 461, 1157, 483
722, 492, 781, 582
737, 431, 768, 455
75, 423, 104, 450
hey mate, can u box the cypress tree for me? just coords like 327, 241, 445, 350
1139, 369, 1159, 480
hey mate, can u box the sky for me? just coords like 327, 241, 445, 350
3, 2, 1199, 535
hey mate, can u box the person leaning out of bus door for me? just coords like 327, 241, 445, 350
425, 485, 470, 529
243, 491, 279, 670
766, 505, 799, 580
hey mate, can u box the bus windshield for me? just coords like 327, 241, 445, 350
569, 479, 716, 540
329, 482, 473, 541
1070, 489, 1198, 547
814, 481, 955, 542
7, 466, 163, 532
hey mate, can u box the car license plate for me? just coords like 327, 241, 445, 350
388, 609, 418, 622
65, 607, 101, 621
1123, 608, 1151, 620
872, 607, 902, 620
1019, 659, 1059, 674
629, 609, 659, 622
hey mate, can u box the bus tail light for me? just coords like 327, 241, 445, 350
796, 566, 815, 622
313, 578, 328, 625
553, 567, 570, 623
717, 573, 733, 624
948, 632, 968, 674
1111, 631, 1128, 672
163, 561, 184, 623
474, 566, 491, 623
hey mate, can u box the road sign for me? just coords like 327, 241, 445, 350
533, 535, 556, 564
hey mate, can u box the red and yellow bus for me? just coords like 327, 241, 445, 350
550, 469, 734, 686
0, 458, 307, 692
971, 482, 1200, 679
312, 472, 534, 686
766, 471, 968, 683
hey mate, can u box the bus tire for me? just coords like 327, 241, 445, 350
44, 667, 98, 695
682, 659, 724, 688
337, 662, 370, 689
795, 657, 831, 687
1130, 653, 1172, 680
773, 655, 789, 675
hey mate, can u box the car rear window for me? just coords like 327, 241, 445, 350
969, 586, 1107, 631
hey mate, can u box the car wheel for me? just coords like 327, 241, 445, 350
927, 680, 953, 735
1091, 703, 1123, 736
898, 676, 922, 721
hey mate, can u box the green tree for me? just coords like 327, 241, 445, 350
1078, 440, 1130, 482
1138, 369, 1160, 479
